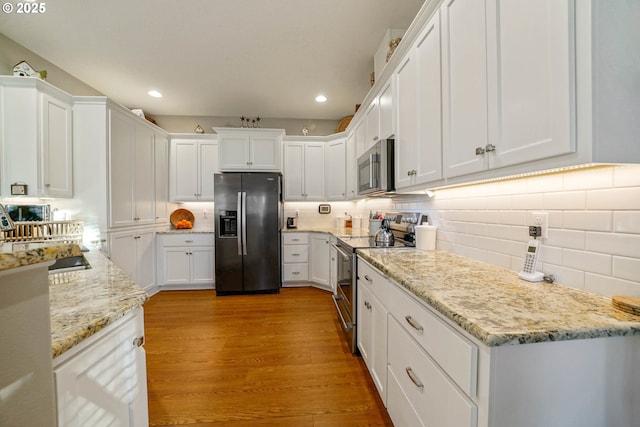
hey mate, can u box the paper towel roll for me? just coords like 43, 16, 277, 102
415, 225, 437, 250
369, 219, 382, 236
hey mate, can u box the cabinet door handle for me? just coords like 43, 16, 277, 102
373, 136, 379, 142
405, 367, 424, 390
292, 238, 300, 242
405, 315, 424, 333
292, 271, 300, 275
292, 253, 300, 256
132, 336, 145, 347
485, 143, 496, 152
364, 274, 373, 283
185, 240, 194, 243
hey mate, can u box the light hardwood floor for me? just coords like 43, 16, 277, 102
144, 287, 393, 426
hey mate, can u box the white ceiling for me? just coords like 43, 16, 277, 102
0, 0, 424, 120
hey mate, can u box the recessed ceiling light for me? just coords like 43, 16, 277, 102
148, 90, 163, 98
315, 95, 327, 103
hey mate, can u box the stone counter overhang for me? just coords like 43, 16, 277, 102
356, 248, 640, 347
0, 241, 148, 358
48, 249, 148, 358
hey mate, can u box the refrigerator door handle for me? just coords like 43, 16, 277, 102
237, 192, 242, 255
242, 191, 248, 255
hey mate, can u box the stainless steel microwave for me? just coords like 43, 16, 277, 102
357, 139, 395, 196
3, 204, 51, 222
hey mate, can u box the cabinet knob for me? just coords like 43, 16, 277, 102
485, 143, 496, 152
475, 146, 486, 155
132, 336, 145, 347
373, 136, 379, 142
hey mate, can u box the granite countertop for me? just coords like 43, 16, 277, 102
282, 226, 371, 237
48, 249, 148, 358
357, 248, 640, 347
156, 228, 214, 234
0, 242, 82, 272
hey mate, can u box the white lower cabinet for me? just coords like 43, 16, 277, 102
358, 256, 478, 426
356, 260, 389, 402
309, 233, 330, 289
109, 228, 156, 293
282, 232, 332, 290
156, 233, 214, 290
388, 316, 477, 427
282, 233, 309, 284
358, 256, 640, 427
53, 308, 148, 427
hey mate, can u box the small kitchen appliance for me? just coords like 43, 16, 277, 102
286, 216, 297, 229
3, 204, 51, 222
357, 139, 395, 196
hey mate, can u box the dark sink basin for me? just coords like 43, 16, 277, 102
48, 254, 91, 272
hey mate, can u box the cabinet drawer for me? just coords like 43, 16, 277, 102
388, 281, 477, 397
388, 316, 477, 427
283, 233, 309, 245
283, 263, 309, 281
283, 245, 309, 262
357, 258, 390, 301
160, 233, 214, 247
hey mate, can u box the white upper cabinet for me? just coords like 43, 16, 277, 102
154, 133, 169, 223
215, 128, 283, 171
0, 76, 73, 198
169, 136, 219, 201
442, 0, 575, 179
108, 109, 159, 228
283, 141, 324, 201
325, 138, 347, 200
395, 10, 443, 190
362, 81, 395, 155
345, 132, 358, 199
378, 81, 394, 141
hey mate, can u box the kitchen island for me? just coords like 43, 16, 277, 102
1, 242, 149, 426
356, 247, 640, 427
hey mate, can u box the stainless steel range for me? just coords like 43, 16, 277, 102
332, 212, 427, 353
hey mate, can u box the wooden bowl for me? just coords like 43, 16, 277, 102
170, 209, 195, 228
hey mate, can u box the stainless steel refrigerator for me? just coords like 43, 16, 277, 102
214, 173, 282, 295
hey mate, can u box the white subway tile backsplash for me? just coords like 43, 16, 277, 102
613, 164, 640, 187
562, 249, 612, 276
539, 244, 562, 265
543, 191, 586, 210
563, 166, 613, 190
613, 211, 640, 234
540, 264, 586, 290
612, 256, 640, 282
545, 229, 586, 250
497, 210, 527, 226
586, 232, 640, 258
395, 166, 640, 298
526, 173, 564, 193
586, 187, 640, 210
584, 273, 640, 298
562, 211, 612, 232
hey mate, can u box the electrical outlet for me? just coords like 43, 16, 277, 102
529, 211, 549, 239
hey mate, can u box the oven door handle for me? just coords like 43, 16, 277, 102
333, 243, 352, 261
332, 294, 353, 332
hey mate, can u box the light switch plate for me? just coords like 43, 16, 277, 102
10, 184, 27, 195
